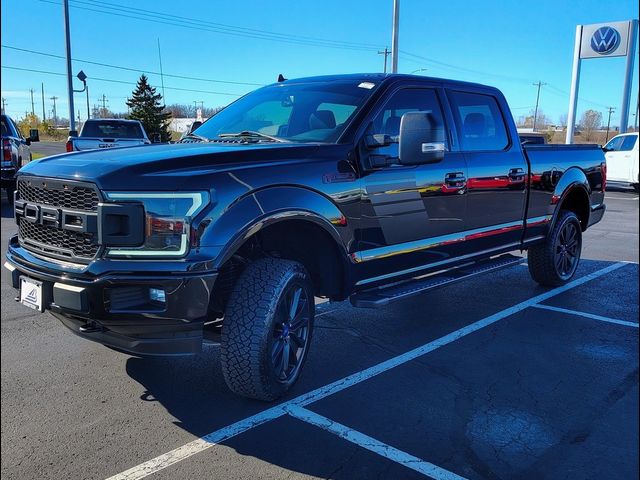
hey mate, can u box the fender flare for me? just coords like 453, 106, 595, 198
548, 167, 591, 232
203, 186, 353, 271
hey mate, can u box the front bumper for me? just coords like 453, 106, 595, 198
5, 239, 218, 356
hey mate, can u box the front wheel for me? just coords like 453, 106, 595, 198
220, 257, 314, 401
528, 210, 582, 287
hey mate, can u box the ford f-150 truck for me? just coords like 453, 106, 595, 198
66, 118, 150, 152
5, 74, 606, 401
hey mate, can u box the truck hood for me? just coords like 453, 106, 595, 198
18, 142, 322, 190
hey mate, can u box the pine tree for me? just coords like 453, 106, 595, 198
126, 74, 171, 142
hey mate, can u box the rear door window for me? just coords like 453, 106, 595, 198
620, 135, 638, 151
449, 91, 509, 151
81, 121, 143, 139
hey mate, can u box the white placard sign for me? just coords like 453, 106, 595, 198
580, 21, 631, 59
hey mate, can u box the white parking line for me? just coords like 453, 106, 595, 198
531, 304, 638, 328
106, 262, 626, 480
285, 405, 467, 480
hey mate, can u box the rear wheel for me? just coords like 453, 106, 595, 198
528, 210, 582, 287
220, 257, 314, 401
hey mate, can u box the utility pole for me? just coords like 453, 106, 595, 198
51, 96, 58, 126
41, 83, 46, 121
29, 89, 35, 116
63, 0, 76, 133
1, 97, 6, 113
532, 81, 547, 131
377, 47, 390, 73
391, 0, 400, 73
605, 106, 615, 142
101, 94, 108, 117
157, 38, 166, 101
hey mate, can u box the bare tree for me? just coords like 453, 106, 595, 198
579, 109, 602, 140
558, 113, 568, 129
517, 109, 549, 130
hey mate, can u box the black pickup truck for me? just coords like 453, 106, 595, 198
5, 74, 606, 400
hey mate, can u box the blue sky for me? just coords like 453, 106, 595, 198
1, 0, 638, 128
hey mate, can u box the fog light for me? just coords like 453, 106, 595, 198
149, 288, 166, 303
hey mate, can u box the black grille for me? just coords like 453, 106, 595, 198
19, 221, 99, 260
18, 180, 99, 211
16, 177, 101, 263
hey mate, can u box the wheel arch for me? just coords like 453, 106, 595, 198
204, 187, 355, 313
549, 168, 591, 232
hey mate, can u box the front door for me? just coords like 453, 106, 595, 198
356, 87, 468, 283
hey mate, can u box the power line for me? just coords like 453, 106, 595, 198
38, 0, 382, 52
1, 45, 263, 87
80, 0, 381, 50
1, 65, 243, 97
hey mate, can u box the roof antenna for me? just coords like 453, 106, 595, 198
277, 74, 287, 83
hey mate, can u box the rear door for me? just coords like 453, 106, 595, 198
356, 86, 468, 282
447, 89, 528, 251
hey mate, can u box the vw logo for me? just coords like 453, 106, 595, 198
590, 26, 621, 55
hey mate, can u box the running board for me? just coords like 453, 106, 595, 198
350, 254, 522, 308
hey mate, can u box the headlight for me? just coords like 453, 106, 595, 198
103, 191, 208, 258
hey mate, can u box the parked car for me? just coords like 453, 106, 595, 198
5, 73, 606, 401
66, 119, 150, 152
518, 131, 547, 145
179, 120, 203, 141
1, 114, 38, 204
603, 132, 639, 191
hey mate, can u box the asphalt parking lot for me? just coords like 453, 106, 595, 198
1, 189, 638, 480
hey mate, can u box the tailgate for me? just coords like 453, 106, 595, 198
74, 138, 147, 151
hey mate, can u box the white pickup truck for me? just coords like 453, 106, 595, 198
603, 132, 639, 191
66, 119, 151, 152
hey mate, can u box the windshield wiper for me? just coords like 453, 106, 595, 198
217, 130, 289, 143
181, 132, 210, 143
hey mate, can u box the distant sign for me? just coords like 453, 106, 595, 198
580, 21, 631, 58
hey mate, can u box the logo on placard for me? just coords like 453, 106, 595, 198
590, 26, 621, 55
25, 288, 38, 303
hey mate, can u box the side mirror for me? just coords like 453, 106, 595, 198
398, 112, 445, 165
152, 133, 161, 143
29, 129, 40, 142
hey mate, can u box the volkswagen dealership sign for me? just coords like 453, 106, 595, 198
579, 21, 631, 58
565, 19, 638, 143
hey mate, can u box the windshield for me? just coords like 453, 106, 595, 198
191, 80, 378, 143
81, 120, 144, 139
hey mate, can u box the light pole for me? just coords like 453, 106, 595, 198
391, 0, 399, 73
63, 0, 76, 134
74, 70, 89, 121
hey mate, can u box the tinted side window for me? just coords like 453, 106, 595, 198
620, 135, 638, 151
371, 88, 446, 158
449, 91, 509, 151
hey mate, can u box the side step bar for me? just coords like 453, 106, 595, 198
350, 254, 523, 308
